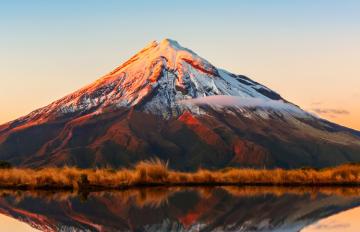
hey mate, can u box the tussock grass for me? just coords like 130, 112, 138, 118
1, 159, 360, 189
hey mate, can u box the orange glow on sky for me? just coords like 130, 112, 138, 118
0, 1, 359, 130
302, 206, 360, 232
0, 214, 40, 232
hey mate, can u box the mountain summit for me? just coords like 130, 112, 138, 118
1, 39, 360, 169
7, 38, 303, 125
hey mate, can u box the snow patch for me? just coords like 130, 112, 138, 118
179, 95, 307, 116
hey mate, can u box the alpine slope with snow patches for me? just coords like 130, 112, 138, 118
1, 39, 360, 169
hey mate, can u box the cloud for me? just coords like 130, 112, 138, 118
306, 101, 350, 118
311, 108, 350, 115
309, 220, 350, 230
178, 95, 303, 113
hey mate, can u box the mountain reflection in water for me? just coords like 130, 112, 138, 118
0, 186, 359, 232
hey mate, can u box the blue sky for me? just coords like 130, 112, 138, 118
1, 0, 360, 129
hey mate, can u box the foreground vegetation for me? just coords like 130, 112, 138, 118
1, 159, 360, 190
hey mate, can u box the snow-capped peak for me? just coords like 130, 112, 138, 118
158, 38, 183, 50
109, 38, 219, 77
14, 39, 309, 124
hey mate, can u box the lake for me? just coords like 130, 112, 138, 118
0, 186, 359, 231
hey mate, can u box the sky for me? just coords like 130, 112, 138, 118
0, 214, 40, 232
302, 206, 360, 232
0, 0, 359, 130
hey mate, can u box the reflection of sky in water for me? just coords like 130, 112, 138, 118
302, 206, 360, 232
0, 214, 40, 232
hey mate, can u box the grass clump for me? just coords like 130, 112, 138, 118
133, 158, 169, 184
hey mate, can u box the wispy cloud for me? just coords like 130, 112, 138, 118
309, 220, 350, 230
310, 108, 350, 118
307, 99, 351, 118
311, 108, 350, 115
178, 95, 302, 113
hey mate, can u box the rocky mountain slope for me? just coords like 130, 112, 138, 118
0, 39, 359, 169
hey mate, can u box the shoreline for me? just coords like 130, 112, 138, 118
2, 182, 360, 191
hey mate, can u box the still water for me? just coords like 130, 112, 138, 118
0, 186, 359, 232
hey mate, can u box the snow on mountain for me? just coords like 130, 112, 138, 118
13, 38, 309, 126
1, 38, 360, 170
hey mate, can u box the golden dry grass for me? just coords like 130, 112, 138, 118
1, 158, 360, 189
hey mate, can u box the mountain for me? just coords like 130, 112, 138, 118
0, 38, 360, 169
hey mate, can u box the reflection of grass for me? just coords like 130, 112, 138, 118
2, 159, 360, 189
220, 186, 360, 197
1, 186, 360, 209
